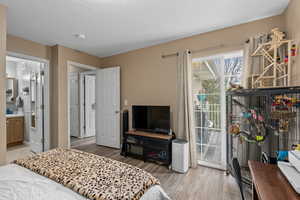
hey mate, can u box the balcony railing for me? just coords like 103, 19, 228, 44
194, 103, 222, 164
194, 103, 221, 129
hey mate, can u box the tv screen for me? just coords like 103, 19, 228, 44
132, 105, 170, 134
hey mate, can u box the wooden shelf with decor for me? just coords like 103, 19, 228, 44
250, 28, 297, 88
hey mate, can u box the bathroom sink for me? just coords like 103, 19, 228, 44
6, 113, 24, 118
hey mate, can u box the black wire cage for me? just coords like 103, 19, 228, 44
226, 86, 300, 179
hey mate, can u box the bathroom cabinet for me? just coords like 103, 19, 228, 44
6, 116, 24, 147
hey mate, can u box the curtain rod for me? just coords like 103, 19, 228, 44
161, 42, 245, 59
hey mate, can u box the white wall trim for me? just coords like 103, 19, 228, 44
67, 61, 98, 70
7, 51, 49, 64
80, 70, 96, 75
7, 51, 51, 152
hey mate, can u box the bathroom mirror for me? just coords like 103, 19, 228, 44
6, 77, 18, 103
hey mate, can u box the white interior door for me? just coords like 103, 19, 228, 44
84, 75, 96, 137
79, 73, 85, 138
69, 73, 80, 137
30, 64, 44, 153
96, 67, 120, 148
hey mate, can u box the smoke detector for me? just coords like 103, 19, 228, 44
73, 33, 86, 39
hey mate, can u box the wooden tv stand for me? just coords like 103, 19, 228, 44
122, 130, 173, 167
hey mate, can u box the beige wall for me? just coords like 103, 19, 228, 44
51, 45, 101, 148
7, 35, 51, 60
284, 0, 300, 85
0, 5, 6, 165
50, 45, 59, 148
101, 15, 285, 131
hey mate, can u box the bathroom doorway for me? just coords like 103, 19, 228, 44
5, 53, 50, 162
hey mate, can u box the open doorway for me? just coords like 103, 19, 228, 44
5, 53, 50, 163
68, 61, 97, 147
68, 64, 121, 149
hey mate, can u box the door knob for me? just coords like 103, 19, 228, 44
115, 111, 120, 114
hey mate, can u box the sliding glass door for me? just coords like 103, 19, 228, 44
192, 51, 243, 170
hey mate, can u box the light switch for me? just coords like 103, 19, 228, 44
124, 99, 128, 106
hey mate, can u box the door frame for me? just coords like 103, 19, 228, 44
193, 50, 243, 170
194, 54, 227, 170
7, 51, 50, 152
67, 61, 97, 147
192, 53, 230, 170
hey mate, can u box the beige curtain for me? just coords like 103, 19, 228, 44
176, 49, 197, 168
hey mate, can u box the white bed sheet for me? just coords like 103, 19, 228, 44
0, 164, 170, 200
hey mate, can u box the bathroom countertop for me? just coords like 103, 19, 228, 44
6, 113, 24, 118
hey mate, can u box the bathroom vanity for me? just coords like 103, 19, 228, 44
6, 114, 24, 147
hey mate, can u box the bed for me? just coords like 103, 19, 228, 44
0, 148, 170, 200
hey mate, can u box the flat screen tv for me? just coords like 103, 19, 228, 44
132, 105, 170, 134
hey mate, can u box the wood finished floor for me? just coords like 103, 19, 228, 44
74, 142, 251, 200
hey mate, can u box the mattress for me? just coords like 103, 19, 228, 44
278, 161, 300, 194
289, 151, 300, 173
0, 164, 170, 200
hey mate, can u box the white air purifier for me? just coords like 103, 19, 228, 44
172, 139, 189, 173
